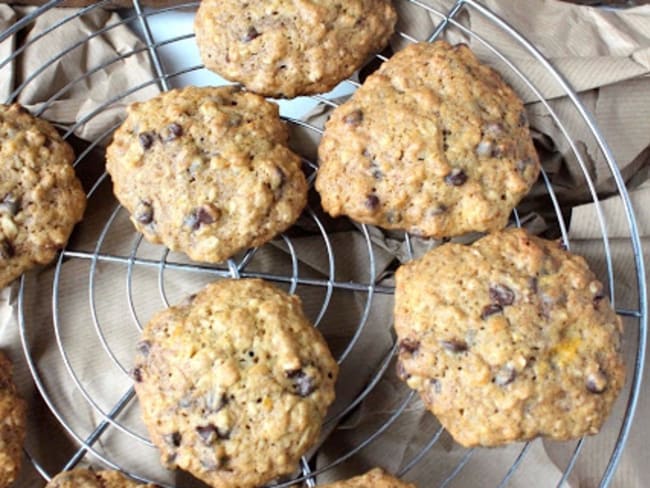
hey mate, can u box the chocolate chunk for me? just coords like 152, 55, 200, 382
0, 240, 14, 260
134, 201, 154, 225
196, 425, 218, 445
481, 303, 503, 320
0, 194, 20, 216
136, 340, 151, 356
399, 338, 420, 355
586, 371, 607, 394
365, 194, 380, 210
242, 26, 260, 42
343, 109, 363, 126
185, 205, 220, 230
130, 367, 143, 383
494, 365, 516, 386
166, 123, 183, 141
138, 131, 155, 150
440, 339, 468, 353
286, 369, 316, 397
164, 432, 182, 448
489, 284, 515, 306
445, 168, 467, 186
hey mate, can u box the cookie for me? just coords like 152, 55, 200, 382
394, 228, 625, 447
133, 279, 338, 488
106, 86, 307, 264
316, 41, 540, 238
194, 0, 396, 98
0, 104, 86, 289
321, 468, 416, 487
0, 352, 26, 488
46, 469, 151, 487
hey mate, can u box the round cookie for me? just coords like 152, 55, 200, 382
106, 86, 307, 264
194, 0, 396, 98
321, 468, 416, 487
0, 351, 26, 488
46, 468, 151, 487
132, 279, 338, 488
394, 228, 625, 447
316, 41, 541, 238
0, 103, 86, 289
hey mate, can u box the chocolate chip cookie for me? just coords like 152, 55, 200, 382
46, 469, 151, 487
0, 351, 26, 488
394, 228, 625, 447
106, 86, 307, 264
194, 0, 396, 98
0, 103, 86, 289
133, 279, 338, 488
321, 468, 416, 487
316, 41, 540, 238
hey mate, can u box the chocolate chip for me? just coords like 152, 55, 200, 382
164, 432, 182, 448
286, 369, 316, 397
445, 168, 467, 186
399, 338, 420, 355
494, 365, 516, 386
429, 204, 448, 216
136, 340, 151, 356
205, 392, 228, 413
517, 157, 534, 173
138, 131, 155, 150
228, 114, 243, 127
0, 240, 14, 260
476, 140, 493, 157
518, 110, 528, 127
166, 123, 183, 141
481, 303, 503, 320
489, 284, 515, 306
242, 26, 260, 42
130, 367, 143, 383
440, 339, 468, 353
371, 168, 383, 180
196, 425, 218, 444
396, 360, 410, 380
185, 205, 220, 230
0, 194, 20, 216
343, 109, 363, 126
529, 277, 539, 294
134, 201, 154, 225
365, 194, 380, 210
586, 371, 607, 394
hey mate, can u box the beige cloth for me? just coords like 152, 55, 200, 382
0, 1, 648, 487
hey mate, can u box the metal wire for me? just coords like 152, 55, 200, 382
5, 0, 645, 486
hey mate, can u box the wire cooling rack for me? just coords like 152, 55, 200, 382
1, 0, 647, 486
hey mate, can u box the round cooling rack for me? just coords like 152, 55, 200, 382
1, 0, 646, 486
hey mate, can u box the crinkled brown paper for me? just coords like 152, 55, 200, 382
0, 1, 648, 487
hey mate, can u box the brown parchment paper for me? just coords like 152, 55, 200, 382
0, 1, 648, 487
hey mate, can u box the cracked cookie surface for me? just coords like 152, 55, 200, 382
321, 468, 416, 487
394, 228, 625, 447
133, 279, 338, 488
194, 0, 396, 98
46, 468, 152, 487
0, 351, 26, 488
0, 103, 86, 289
316, 41, 540, 238
106, 86, 307, 264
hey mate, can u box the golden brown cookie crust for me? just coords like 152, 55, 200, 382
321, 468, 416, 487
133, 279, 338, 488
194, 0, 397, 98
46, 468, 151, 487
394, 228, 625, 447
316, 41, 540, 238
0, 352, 26, 488
106, 86, 307, 264
0, 104, 86, 289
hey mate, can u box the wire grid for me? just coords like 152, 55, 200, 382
1, 0, 645, 486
